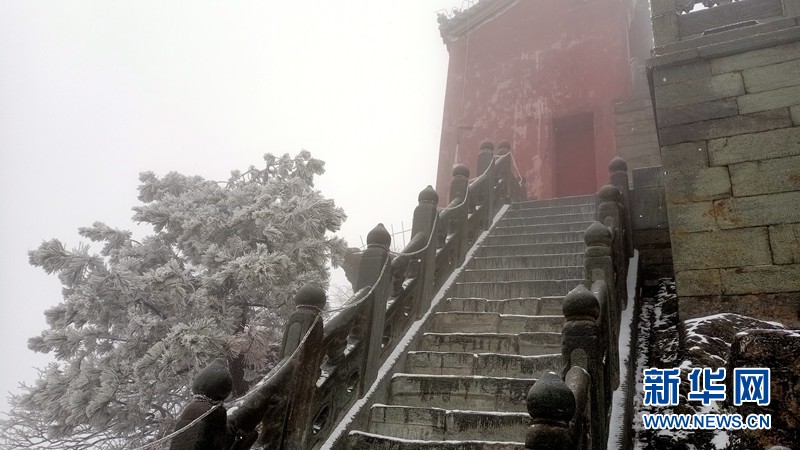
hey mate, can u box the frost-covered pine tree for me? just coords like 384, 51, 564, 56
1, 151, 347, 449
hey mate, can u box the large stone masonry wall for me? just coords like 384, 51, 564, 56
649, 24, 800, 327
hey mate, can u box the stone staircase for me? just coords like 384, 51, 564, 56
348, 194, 596, 449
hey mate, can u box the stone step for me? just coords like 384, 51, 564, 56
470, 254, 584, 269
367, 404, 530, 441
504, 204, 595, 217
484, 231, 585, 246
349, 430, 524, 450
420, 332, 562, 356
390, 374, 535, 412
491, 221, 593, 235
453, 280, 582, 299
432, 312, 564, 333
406, 351, 561, 378
462, 267, 585, 282
511, 194, 596, 209
499, 213, 596, 227
478, 242, 586, 257
443, 297, 564, 315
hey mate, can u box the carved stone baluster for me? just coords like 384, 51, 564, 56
413, 186, 439, 318
450, 164, 470, 267
354, 224, 391, 395
170, 359, 241, 450
265, 283, 326, 449
597, 184, 626, 315
497, 141, 512, 204
608, 157, 633, 260
562, 284, 605, 449
477, 140, 495, 176
525, 371, 575, 450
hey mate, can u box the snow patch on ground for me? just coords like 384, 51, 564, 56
607, 249, 638, 449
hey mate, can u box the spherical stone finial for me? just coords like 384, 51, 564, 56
192, 358, 233, 401
563, 284, 600, 320
526, 371, 576, 424
366, 223, 391, 249
479, 140, 495, 152
598, 184, 621, 203
452, 164, 470, 178
418, 185, 439, 204
497, 141, 511, 154
584, 221, 612, 247
295, 282, 327, 309
609, 156, 628, 173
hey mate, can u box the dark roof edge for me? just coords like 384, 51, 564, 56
438, 0, 519, 43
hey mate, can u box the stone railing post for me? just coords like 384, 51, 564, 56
608, 157, 633, 259
497, 141, 513, 204
597, 184, 627, 314
584, 220, 620, 393
449, 164, 470, 267
564, 366, 592, 449
354, 224, 392, 395
170, 359, 241, 450
259, 283, 326, 449
562, 284, 606, 449
525, 372, 575, 450
413, 186, 439, 318
477, 140, 494, 175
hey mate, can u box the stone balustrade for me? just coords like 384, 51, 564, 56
526, 158, 633, 450
166, 142, 526, 449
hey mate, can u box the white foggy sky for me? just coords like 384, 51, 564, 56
0, 0, 466, 413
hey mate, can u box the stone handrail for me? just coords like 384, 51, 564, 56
651, 0, 800, 47
166, 141, 526, 450
525, 157, 632, 450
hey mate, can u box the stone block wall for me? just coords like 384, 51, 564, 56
614, 97, 662, 170
648, 23, 800, 327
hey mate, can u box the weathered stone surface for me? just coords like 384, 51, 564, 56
708, 126, 800, 166
791, 105, 800, 126
678, 0, 783, 39
671, 228, 772, 271
661, 141, 709, 171
654, 73, 744, 109
729, 154, 800, 197
678, 293, 800, 328
653, 60, 711, 86
615, 118, 657, 136
656, 97, 739, 127
737, 85, 800, 114
710, 41, 800, 74
658, 109, 792, 146
658, 17, 797, 55
769, 223, 800, 264
675, 269, 722, 296
713, 191, 800, 229
664, 167, 731, 204
720, 263, 800, 294
742, 58, 800, 93
667, 201, 718, 233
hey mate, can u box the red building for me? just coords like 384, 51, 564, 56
436, 0, 652, 200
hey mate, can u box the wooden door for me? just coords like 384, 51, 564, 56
554, 112, 597, 197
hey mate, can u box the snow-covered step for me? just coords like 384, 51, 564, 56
462, 267, 585, 282
420, 332, 562, 356
492, 221, 593, 235
453, 279, 583, 299
478, 242, 587, 257
367, 404, 530, 441
470, 253, 585, 269
349, 431, 524, 450
499, 212, 596, 227
504, 204, 595, 217
442, 297, 564, 315
432, 312, 564, 334
389, 374, 535, 411
512, 194, 596, 209
484, 231, 585, 246
406, 351, 561, 378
